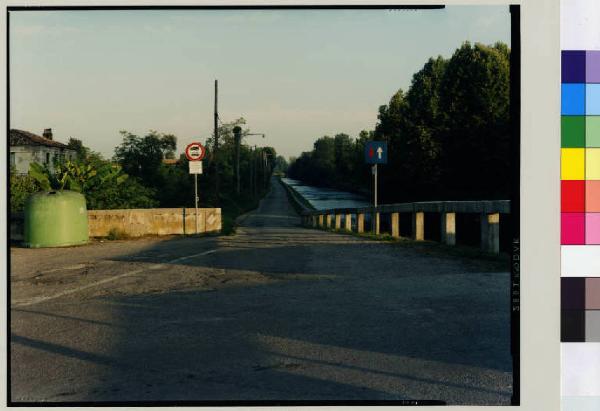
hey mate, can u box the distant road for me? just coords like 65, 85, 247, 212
10, 178, 512, 404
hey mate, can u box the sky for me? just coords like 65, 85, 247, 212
9, 7, 511, 160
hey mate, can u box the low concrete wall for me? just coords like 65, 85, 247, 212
10, 208, 221, 240
88, 208, 221, 237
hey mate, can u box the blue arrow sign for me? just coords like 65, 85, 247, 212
365, 141, 387, 164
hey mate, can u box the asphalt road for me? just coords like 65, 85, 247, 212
10, 179, 512, 404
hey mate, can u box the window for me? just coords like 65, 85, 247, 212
10, 152, 15, 167
45, 152, 50, 165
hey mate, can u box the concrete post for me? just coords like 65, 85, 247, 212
412, 211, 424, 241
345, 213, 352, 231
374, 212, 380, 235
481, 212, 500, 254
357, 213, 365, 233
318, 214, 324, 228
326, 214, 332, 229
312, 215, 317, 228
441, 212, 456, 245
391, 212, 400, 238
335, 214, 342, 230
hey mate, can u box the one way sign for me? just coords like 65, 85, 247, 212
365, 141, 388, 164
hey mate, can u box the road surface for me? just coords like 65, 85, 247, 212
10, 178, 512, 404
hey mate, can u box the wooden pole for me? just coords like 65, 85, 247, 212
234, 127, 241, 195
214, 79, 219, 204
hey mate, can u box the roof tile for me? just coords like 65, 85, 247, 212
9, 129, 71, 149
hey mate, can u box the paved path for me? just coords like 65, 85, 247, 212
10, 179, 512, 404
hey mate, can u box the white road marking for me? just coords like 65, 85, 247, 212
11, 249, 219, 308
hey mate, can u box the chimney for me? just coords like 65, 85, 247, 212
43, 128, 53, 140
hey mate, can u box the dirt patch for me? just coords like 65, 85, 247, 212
84, 266, 278, 300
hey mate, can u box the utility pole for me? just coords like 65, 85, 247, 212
260, 150, 267, 189
249, 145, 254, 196
233, 126, 242, 195
257, 148, 262, 194
214, 79, 219, 205
253, 145, 258, 197
243, 134, 264, 197
263, 151, 269, 188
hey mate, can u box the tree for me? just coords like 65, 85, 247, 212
333, 133, 353, 183
67, 138, 89, 160
273, 155, 289, 174
288, 41, 510, 202
113, 130, 178, 188
374, 57, 447, 201
438, 42, 510, 199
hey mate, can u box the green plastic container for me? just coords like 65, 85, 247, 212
24, 190, 89, 248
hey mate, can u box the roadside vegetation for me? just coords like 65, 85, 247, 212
10, 118, 280, 235
287, 42, 511, 203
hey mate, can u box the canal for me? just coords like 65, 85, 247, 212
280, 178, 371, 210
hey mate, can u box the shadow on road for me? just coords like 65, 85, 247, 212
10, 179, 512, 404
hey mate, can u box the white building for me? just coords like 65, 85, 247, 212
10, 128, 77, 175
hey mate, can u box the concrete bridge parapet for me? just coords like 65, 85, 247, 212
301, 200, 509, 255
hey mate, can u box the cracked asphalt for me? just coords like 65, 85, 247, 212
10, 178, 512, 404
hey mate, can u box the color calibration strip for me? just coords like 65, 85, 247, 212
561, 49, 600, 282
561, 51, 600, 246
561, 277, 600, 341
561, 2, 600, 408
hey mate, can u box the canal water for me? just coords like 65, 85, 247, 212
281, 178, 371, 210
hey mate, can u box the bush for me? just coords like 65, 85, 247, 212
10, 167, 40, 212
27, 159, 159, 210
106, 227, 128, 240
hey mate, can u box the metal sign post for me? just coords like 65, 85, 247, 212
365, 141, 387, 207
195, 173, 199, 233
365, 141, 387, 233
373, 164, 378, 207
186, 142, 206, 235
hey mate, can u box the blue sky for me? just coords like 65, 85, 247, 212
10, 7, 510, 159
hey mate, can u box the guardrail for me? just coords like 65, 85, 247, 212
299, 200, 510, 254
280, 179, 314, 214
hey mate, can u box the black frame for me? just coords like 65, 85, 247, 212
6, 4, 520, 407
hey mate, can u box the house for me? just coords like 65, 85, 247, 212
9, 128, 77, 174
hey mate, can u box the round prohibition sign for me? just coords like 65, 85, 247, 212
185, 142, 206, 161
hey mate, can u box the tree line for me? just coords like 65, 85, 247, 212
11, 118, 278, 225
287, 41, 511, 203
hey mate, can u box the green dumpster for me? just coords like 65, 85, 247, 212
24, 190, 89, 248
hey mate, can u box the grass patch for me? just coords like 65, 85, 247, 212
106, 227, 129, 241
217, 185, 271, 236
313, 225, 508, 270
220, 213, 238, 236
